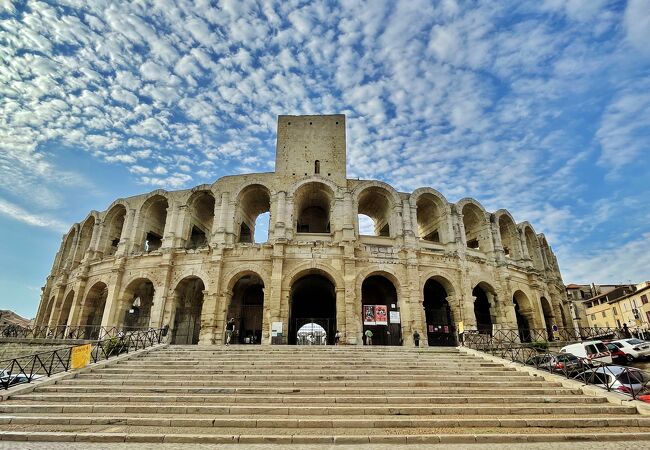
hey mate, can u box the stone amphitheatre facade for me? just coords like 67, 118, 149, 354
35, 115, 569, 346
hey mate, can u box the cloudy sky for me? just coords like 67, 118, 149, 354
1, 0, 649, 318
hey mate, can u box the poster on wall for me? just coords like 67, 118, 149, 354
374, 305, 388, 325
389, 310, 400, 324
363, 305, 376, 325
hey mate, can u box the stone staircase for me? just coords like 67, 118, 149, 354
1, 345, 649, 444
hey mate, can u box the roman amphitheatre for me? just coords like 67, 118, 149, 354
35, 114, 568, 347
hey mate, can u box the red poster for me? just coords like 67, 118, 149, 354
363, 305, 375, 325
374, 305, 388, 325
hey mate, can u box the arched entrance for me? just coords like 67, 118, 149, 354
121, 279, 154, 329
361, 275, 402, 346
81, 282, 108, 339
541, 296, 555, 340
171, 277, 204, 345
473, 284, 493, 335
289, 273, 336, 345
57, 291, 75, 328
513, 291, 533, 343
228, 274, 264, 344
423, 278, 455, 346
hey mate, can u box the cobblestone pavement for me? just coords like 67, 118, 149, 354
1, 443, 648, 450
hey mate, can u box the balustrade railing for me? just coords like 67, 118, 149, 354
0, 328, 164, 390
0, 325, 152, 341
464, 326, 650, 401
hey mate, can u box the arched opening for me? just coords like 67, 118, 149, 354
41, 296, 55, 327
357, 187, 392, 237
121, 279, 154, 329
416, 194, 445, 243
59, 228, 76, 270
513, 290, 534, 343
185, 191, 215, 249
473, 284, 493, 335
289, 273, 336, 345
228, 274, 265, 344
297, 322, 326, 345
80, 282, 108, 339
498, 215, 520, 259
101, 205, 126, 257
541, 296, 555, 340
294, 182, 333, 234
57, 291, 74, 328
361, 275, 401, 346
75, 217, 95, 265
171, 277, 204, 345
423, 278, 455, 346
236, 185, 271, 243
462, 203, 490, 251
139, 195, 168, 252
524, 227, 544, 269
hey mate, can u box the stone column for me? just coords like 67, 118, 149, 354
118, 208, 137, 256
87, 220, 103, 260
46, 285, 66, 328
101, 263, 125, 328
342, 192, 355, 241
199, 291, 218, 345
335, 287, 346, 339
215, 292, 232, 344
267, 243, 285, 344
162, 201, 180, 249
65, 277, 89, 329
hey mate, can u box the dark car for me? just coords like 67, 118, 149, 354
605, 342, 628, 365
526, 352, 585, 375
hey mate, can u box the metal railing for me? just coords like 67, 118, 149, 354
463, 326, 634, 348
464, 327, 650, 400
0, 328, 164, 390
0, 325, 153, 341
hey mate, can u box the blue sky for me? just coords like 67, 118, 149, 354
1, 0, 649, 319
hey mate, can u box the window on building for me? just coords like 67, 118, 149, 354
314, 160, 320, 174
642, 295, 648, 305
591, 314, 596, 321
601, 311, 606, 318
613, 307, 618, 316
624, 304, 628, 311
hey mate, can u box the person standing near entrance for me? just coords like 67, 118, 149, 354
335, 330, 341, 345
225, 318, 236, 346
413, 330, 420, 347
364, 329, 373, 346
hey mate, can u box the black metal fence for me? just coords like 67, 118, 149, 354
0, 325, 152, 341
0, 328, 163, 390
464, 327, 650, 401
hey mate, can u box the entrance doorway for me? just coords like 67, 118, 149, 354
361, 275, 402, 346
171, 277, 204, 345
229, 274, 264, 344
423, 278, 456, 346
473, 284, 492, 335
289, 274, 336, 345
122, 279, 154, 329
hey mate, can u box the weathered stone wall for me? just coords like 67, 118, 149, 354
34, 115, 570, 347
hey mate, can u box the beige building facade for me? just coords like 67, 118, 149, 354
585, 283, 650, 330
34, 115, 570, 346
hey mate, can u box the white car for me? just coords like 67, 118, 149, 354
560, 340, 612, 364
575, 365, 650, 396
610, 338, 650, 362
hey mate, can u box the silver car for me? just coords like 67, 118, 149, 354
575, 365, 650, 396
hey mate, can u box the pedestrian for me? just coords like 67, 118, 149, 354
413, 330, 420, 347
334, 330, 341, 345
364, 329, 373, 346
622, 323, 631, 339
225, 318, 235, 345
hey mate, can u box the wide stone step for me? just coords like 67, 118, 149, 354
88, 370, 529, 381
1, 415, 645, 428
114, 364, 517, 373
2, 430, 650, 445
0, 403, 636, 415
12, 393, 605, 405
36, 385, 584, 395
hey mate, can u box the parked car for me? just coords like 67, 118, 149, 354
525, 352, 585, 375
560, 340, 612, 364
609, 339, 650, 362
0, 370, 43, 387
605, 342, 628, 365
574, 366, 650, 396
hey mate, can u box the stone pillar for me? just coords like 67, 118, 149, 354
65, 277, 89, 329
343, 246, 359, 344
404, 250, 421, 347
342, 192, 355, 241
101, 264, 125, 328
150, 262, 174, 328
199, 291, 218, 345
275, 191, 286, 229
335, 287, 346, 339
215, 292, 232, 344
268, 243, 285, 344
87, 220, 103, 260
162, 201, 180, 249
118, 208, 137, 256
46, 285, 66, 328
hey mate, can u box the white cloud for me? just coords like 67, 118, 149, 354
0, 198, 67, 232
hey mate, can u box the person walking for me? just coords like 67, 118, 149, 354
334, 330, 341, 345
413, 330, 420, 347
225, 318, 236, 346
364, 329, 373, 346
